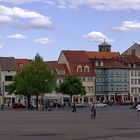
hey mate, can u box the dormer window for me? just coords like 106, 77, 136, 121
84, 65, 89, 72
100, 61, 104, 66
77, 65, 82, 72
58, 70, 65, 75
95, 61, 99, 66
55, 68, 65, 75
19, 63, 23, 68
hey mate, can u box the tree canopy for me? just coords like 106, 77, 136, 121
8, 54, 56, 108
56, 75, 86, 98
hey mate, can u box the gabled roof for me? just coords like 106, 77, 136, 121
86, 51, 120, 59
0, 57, 16, 71
16, 59, 32, 72
47, 61, 69, 77
62, 50, 90, 63
122, 43, 140, 55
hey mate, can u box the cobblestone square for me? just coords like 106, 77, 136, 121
0, 106, 140, 140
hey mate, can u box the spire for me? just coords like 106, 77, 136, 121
35, 53, 43, 61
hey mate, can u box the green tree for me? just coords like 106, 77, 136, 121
56, 75, 86, 101
8, 54, 56, 109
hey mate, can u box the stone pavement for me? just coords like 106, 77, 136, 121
0, 106, 140, 140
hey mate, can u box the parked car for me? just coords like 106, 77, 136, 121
75, 103, 87, 108
12, 103, 26, 109
96, 103, 108, 107
53, 102, 64, 108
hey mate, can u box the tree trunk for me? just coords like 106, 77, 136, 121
36, 93, 39, 110
27, 95, 31, 109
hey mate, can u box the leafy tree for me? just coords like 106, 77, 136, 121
56, 75, 86, 101
8, 54, 56, 109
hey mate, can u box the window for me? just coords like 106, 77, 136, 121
84, 65, 89, 72
95, 61, 99, 66
131, 71, 133, 76
77, 65, 82, 72
5, 76, 13, 81
88, 86, 94, 93
58, 70, 65, 75
19, 63, 23, 68
135, 71, 137, 77
138, 71, 140, 77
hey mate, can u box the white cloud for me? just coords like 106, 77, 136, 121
29, 17, 53, 30
112, 20, 140, 31
1, 0, 140, 11
8, 34, 27, 39
83, 31, 114, 42
0, 0, 39, 4
0, 5, 44, 19
0, 15, 13, 24
0, 43, 4, 48
0, 5, 54, 30
42, 0, 140, 11
44, 0, 55, 5
34, 37, 55, 45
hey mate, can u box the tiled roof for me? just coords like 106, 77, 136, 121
47, 61, 69, 77
16, 59, 32, 72
0, 57, 16, 71
97, 59, 128, 69
121, 55, 140, 63
86, 51, 120, 59
69, 63, 95, 76
62, 50, 90, 63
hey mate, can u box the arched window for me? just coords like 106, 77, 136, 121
77, 65, 82, 72
84, 65, 89, 72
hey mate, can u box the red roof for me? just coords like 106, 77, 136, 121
16, 59, 32, 72
97, 59, 128, 69
47, 61, 69, 78
62, 50, 90, 63
121, 55, 140, 63
86, 51, 120, 59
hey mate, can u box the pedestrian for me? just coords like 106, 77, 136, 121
91, 102, 96, 119
72, 103, 77, 112
1, 104, 4, 110
136, 104, 140, 117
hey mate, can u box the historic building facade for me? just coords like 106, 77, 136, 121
86, 42, 130, 103
1, 42, 140, 105
0, 57, 16, 105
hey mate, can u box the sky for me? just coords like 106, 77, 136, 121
0, 0, 140, 61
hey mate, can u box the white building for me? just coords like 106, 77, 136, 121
0, 57, 16, 105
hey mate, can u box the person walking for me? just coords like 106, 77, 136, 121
72, 103, 77, 112
136, 104, 140, 117
91, 102, 96, 119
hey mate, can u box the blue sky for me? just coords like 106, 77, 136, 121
0, 0, 140, 61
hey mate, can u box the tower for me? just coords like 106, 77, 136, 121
98, 41, 111, 52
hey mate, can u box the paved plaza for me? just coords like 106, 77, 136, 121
0, 106, 140, 140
